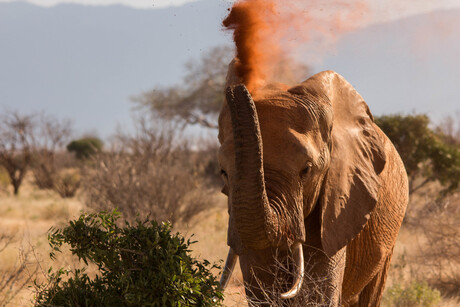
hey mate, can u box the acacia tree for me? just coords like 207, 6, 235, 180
134, 46, 233, 129
0, 111, 36, 195
66, 136, 103, 160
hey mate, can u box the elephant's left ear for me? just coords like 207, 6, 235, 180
300, 71, 386, 257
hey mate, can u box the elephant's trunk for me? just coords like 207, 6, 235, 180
226, 85, 276, 250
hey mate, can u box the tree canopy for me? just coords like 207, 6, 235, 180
67, 137, 103, 160
375, 114, 460, 194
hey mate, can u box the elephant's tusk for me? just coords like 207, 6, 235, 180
280, 242, 304, 300
220, 247, 238, 290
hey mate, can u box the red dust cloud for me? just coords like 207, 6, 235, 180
223, 0, 277, 92
223, 0, 370, 93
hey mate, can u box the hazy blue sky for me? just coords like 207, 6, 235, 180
1, 0, 459, 138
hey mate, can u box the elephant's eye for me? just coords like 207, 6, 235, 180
300, 163, 312, 177
221, 169, 228, 178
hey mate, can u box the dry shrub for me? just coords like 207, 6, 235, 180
32, 115, 72, 190
82, 120, 216, 225
416, 192, 460, 296
32, 158, 55, 190
33, 151, 79, 192
399, 187, 460, 300
382, 184, 460, 305
0, 232, 39, 305
53, 169, 81, 198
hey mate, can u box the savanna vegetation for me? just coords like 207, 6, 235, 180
1, 46, 460, 306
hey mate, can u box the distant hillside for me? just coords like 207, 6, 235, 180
0, 1, 458, 136
316, 9, 460, 120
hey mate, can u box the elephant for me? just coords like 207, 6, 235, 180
217, 62, 409, 306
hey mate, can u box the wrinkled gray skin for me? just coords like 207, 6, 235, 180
218, 64, 408, 306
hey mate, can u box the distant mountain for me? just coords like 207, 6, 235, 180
0, 1, 459, 136
316, 10, 460, 121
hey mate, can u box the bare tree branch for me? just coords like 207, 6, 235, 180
32, 114, 72, 189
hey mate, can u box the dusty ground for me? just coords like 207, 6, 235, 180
0, 177, 459, 306
0, 177, 84, 306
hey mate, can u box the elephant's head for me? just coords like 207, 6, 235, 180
218, 63, 386, 300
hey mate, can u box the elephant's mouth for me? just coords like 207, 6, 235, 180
220, 242, 305, 300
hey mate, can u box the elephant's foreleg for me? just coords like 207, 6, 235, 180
350, 252, 393, 307
301, 244, 346, 306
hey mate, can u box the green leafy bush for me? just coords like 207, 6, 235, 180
383, 281, 441, 307
34, 210, 223, 306
66, 137, 103, 160
375, 114, 460, 193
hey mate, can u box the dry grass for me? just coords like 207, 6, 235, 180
2, 171, 460, 306
0, 174, 241, 306
384, 182, 460, 307
0, 176, 84, 305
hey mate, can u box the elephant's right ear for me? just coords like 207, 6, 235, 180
300, 71, 386, 257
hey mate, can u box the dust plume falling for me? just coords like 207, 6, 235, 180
223, 0, 277, 92
223, 0, 370, 93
